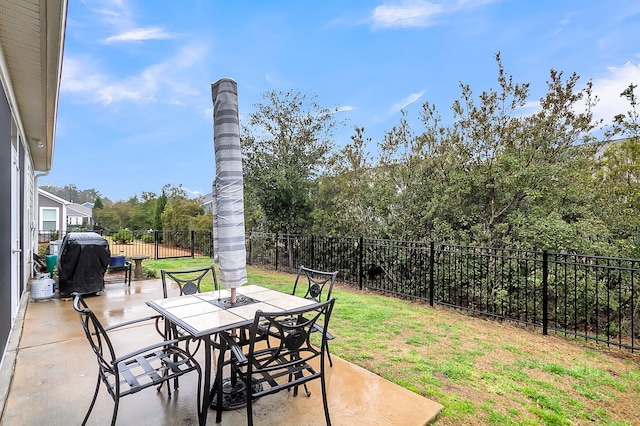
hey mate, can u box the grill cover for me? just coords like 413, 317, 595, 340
57, 232, 110, 297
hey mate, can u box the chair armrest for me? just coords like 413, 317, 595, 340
104, 315, 163, 332
112, 335, 194, 365
219, 331, 248, 364
312, 323, 334, 340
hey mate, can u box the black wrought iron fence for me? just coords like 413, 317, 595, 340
38, 229, 212, 260
247, 233, 639, 352
40, 229, 639, 351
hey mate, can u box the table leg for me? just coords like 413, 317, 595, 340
215, 335, 227, 423
200, 335, 212, 426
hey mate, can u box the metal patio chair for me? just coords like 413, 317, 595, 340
290, 266, 339, 366
73, 293, 202, 426
159, 265, 219, 383
219, 298, 336, 426
159, 265, 219, 349
160, 264, 218, 297
291, 266, 339, 303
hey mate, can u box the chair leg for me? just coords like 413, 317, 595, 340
246, 376, 254, 426
321, 374, 331, 426
82, 373, 102, 426
111, 397, 120, 426
326, 343, 333, 368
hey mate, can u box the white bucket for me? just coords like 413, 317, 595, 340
31, 276, 55, 300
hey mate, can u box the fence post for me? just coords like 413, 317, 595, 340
429, 241, 435, 307
542, 250, 548, 336
190, 230, 195, 257
358, 236, 364, 290
247, 232, 252, 265
275, 232, 279, 271
311, 234, 315, 269
154, 230, 159, 260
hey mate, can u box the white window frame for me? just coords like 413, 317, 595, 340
40, 207, 59, 231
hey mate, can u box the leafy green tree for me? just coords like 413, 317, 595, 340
312, 126, 376, 236
153, 190, 168, 230
595, 82, 640, 255
160, 185, 206, 230
243, 189, 266, 232
241, 89, 344, 233
161, 199, 205, 230
359, 53, 602, 250
93, 200, 134, 232
93, 196, 104, 209
40, 184, 105, 204
129, 191, 156, 231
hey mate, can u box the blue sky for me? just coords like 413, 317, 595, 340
47, 0, 640, 202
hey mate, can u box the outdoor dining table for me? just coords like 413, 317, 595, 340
146, 285, 317, 425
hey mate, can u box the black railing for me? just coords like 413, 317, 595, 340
39, 229, 639, 352
246, 233, 639, 352
38, 229, 213, 260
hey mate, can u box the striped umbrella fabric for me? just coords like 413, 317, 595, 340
211, 78, 247, 289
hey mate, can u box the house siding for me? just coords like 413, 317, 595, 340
0, 79, 12, 359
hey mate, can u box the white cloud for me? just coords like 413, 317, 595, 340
264, 73, 289, 87
104, 27, 177, 43
92, 0, 134, 29
388, 90, 425, 114
516, 100, 542, 116
591, 61, 640, 126
61, 42, 209, 105
183, 187, 202, 197
370, 0, 499, 29
372, 1, 443, 29
335, 105, 355, 113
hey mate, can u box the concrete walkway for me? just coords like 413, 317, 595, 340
1, 279, 443, 425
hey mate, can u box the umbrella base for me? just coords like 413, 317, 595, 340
210, 378, 263, 411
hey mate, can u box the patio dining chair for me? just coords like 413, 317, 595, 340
159, 265, 219, 346
291, 266, 339, 303
159, 265, 219, 381
73, 293, 202, 426
160, 265, 218, 298
290, 266, 339, 367
219, 298, 336, 426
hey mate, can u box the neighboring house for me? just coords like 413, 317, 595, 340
0, 0, 67, 392
67, 202, 93, 227
82, 201, 94, 210
594, 137, 634, 159
37, 188, 69, 238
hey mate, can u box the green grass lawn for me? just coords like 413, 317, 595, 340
144, 258, 640, 426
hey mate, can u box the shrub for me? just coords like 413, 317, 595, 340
142, 234, 154, 243
112, 228, 134, 244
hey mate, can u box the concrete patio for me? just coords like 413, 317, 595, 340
1, 279, 443, 425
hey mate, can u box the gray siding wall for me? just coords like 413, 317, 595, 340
0, 83, 12, 356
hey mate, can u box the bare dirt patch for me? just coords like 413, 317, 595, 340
107, 240, 194, 258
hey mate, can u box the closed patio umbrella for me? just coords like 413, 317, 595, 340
212, 78, 247, 302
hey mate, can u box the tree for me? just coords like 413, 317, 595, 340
312, 126, 377, 236
241, 89, 344, 233
347, 53, 603, 250
93, 196, 104, 209
129, 191, 157, 231
153, 190, 167, 231
40, 184, 105, 204
161, 195, 205, 230
595, 82, 640, 255
93, 199, 134, 231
